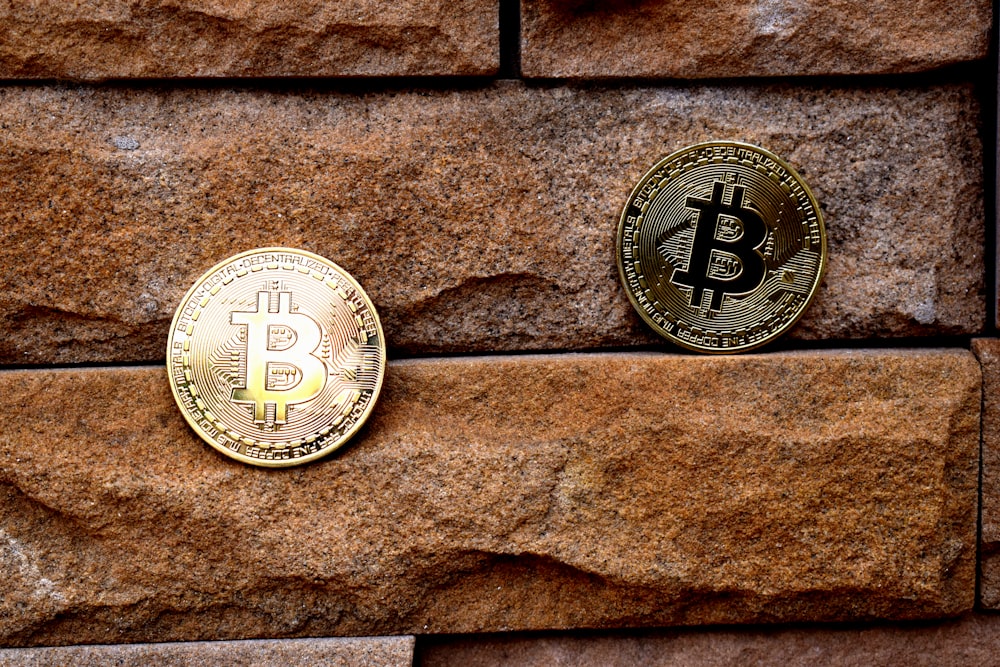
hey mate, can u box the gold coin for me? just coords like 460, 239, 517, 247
617, 141, 827, 353
166, 248, 386, 467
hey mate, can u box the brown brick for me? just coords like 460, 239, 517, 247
522, 0, 990, 78
0, 637, 414, 666
0, 83, 984, 365
0, 350, 979, 645
419, 615, 1000, 667
972, 339, 1000, 606
0, 1, 498, 79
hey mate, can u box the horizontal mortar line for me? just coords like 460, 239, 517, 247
0, 339, 987, 373
0, 61, 988, 92
414, 614, 1000, 642
0, 74, 506, 92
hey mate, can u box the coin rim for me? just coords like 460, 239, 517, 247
165, 246, 387, 467
616, 140, 828, 354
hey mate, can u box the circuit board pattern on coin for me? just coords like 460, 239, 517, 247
167, 248, 385, 466
617, 141, 827, 353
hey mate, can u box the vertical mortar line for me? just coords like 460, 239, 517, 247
989, 0, 1000, 335
499, 0, 522, 78
978, 0, 1000, 610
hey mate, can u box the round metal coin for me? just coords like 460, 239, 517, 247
166, 247, 386, 467
616, 141, 827, 353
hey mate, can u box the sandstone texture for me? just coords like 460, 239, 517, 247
0, 83, 984, 364
0, 350, 979, 645
972, 339, 1000, 606
0, 1, 498, 79
0, 637, 413, 667
419, 614, 1000, 667
522, 0, 991, 78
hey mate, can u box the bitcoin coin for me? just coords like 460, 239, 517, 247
166, 248, 386, 467
616, 141, 826, 353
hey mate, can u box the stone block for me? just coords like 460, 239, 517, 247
0, 350, 979, 645
419, 615, 1000, 666
972, 339, 1000, 606
0, 83, 984, 364
521, 0, 991, 78
0, 1, 498, 79
0, 636, 414, 666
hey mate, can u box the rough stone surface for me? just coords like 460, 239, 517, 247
972, 339, 1000, 606
0, 1, 498, 79
0, 83, 984, 364
522, 0, 991, 78
0, 350, 979, 646
418, 614, 1000, 667
0, 636, 414, 666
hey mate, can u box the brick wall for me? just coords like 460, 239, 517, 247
0, 1, 996, 664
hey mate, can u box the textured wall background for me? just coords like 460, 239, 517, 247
0, 1, 997, 664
